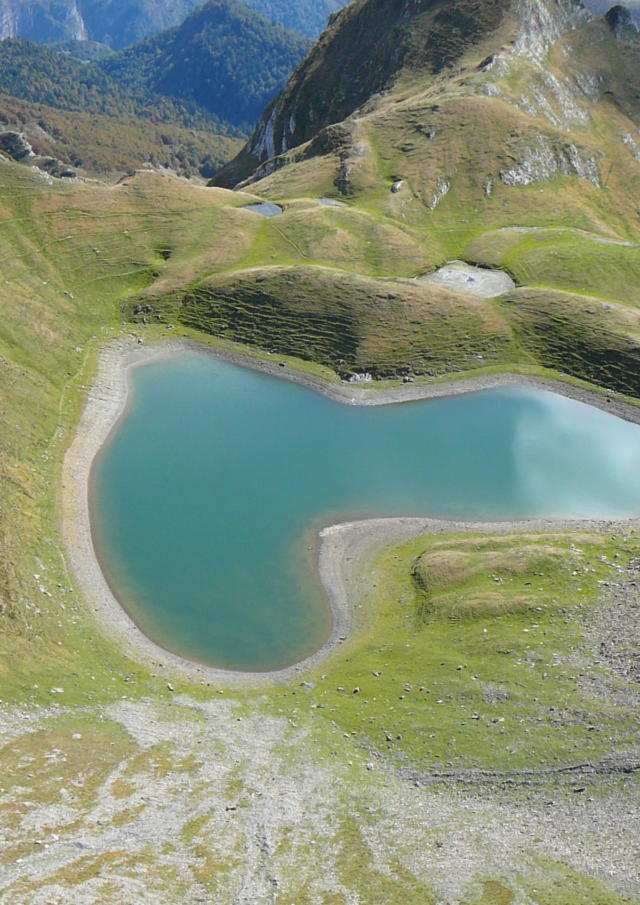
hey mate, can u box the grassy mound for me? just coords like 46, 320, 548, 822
129, 265, 515, 378
498, 287, 640, 398
412, 543, 568, 617
303, 530, 640, 773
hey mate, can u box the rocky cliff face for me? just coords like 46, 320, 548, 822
213, 0, 598, 187
0, 0, 87, 43
512, 0, 590, 59
0, 0, 201, 49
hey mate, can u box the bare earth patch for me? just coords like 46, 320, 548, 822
418, 261, 516, 298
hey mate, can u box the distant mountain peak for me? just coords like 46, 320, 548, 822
0, 0, 347, 48
101, 0, 310, 129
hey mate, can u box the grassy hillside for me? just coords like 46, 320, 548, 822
126, 262, 640, 395
0, 166, 261, 704
133, 264, 516, 378
232, 24, 640, 235
0, 0, 639, 900
213, 0, 519, 185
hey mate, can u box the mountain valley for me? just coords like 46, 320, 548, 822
0, 1, 639, 902
0, 0, 313, 177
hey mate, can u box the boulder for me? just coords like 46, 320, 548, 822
0, 131, 33, 161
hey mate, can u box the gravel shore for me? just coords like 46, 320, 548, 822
61, 338, 640, 683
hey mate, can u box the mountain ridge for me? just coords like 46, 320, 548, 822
0, 36, 228, 128
214, 0, 600, 188
0, 0, 347, 46
101, 0, 310, 128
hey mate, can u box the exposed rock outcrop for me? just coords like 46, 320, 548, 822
500, 135, 601, 187
0, 130, 33, 160
604, 3, 640, 39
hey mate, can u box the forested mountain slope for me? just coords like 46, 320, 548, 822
0, 0, 309, 174
0, 37, 224, 127
102, 0, 310, 128
0, 1, 310, 130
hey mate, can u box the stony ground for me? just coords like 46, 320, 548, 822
1, 540, 638, 905
0, 696, 638, 905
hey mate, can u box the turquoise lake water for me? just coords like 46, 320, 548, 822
91, 353, 640, 671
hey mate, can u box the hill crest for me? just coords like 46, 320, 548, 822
214, 0, 600, 187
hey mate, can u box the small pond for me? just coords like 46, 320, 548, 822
243, 202, 283, 218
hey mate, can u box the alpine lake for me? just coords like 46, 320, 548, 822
91, 351, 640, 672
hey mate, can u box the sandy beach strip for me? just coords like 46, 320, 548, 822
60, 338, 640, 685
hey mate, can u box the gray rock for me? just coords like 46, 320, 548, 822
0, 131, 33, 161
418, 261, 515, 298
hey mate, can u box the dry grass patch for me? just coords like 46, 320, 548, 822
415, 545, 567, 589
413, 544, 568, 616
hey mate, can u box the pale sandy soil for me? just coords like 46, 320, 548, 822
417, 260, 516, 297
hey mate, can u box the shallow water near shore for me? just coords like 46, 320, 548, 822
91, 352, 640, 671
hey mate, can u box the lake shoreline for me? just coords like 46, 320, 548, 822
179, 337, 640, 423
60, 338, 640, 684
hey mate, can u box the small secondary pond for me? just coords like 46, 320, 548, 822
243, 202, 283, 217
92, 353, 640, 672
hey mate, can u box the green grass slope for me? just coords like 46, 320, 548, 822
0, 0, 639, 899
311, 529, 640, 775
0, 166, 264, 700
132, 264, 515, 378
